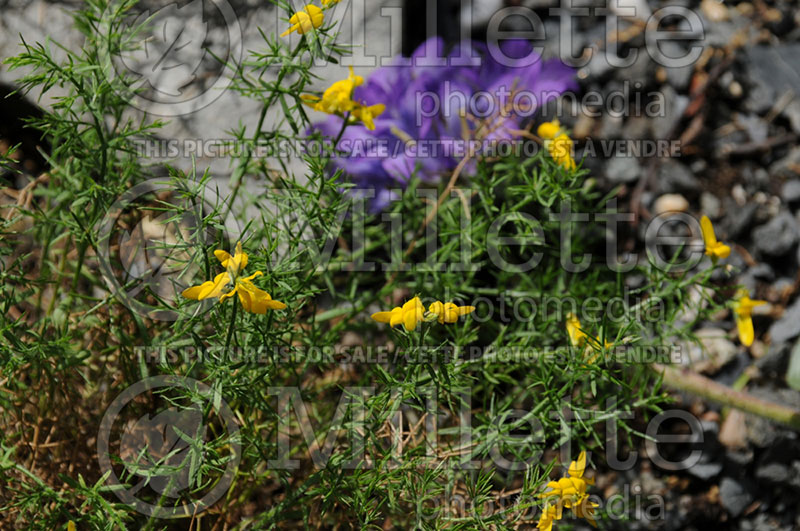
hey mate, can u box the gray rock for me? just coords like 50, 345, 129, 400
782, 100, 800, 135
613, 51, 651, 86
781, 180, 800, 204
769, 297, 800, 345
605, 155, 641, 183
719, 477, 753, 517
658, 42, 693, 90
752, 211, 799, 256
655, 160, 700, 195
701, 192, 723, 218
746, 264, 776, 283
754, 342, 791, 376
686, 328, 739, 374
687, 461, 723, 481
744, 44, 800, 114
726, 449, 754, 466
755, 462, 790, 484
652, 85, 689, 140
722, 200, 758, 240
739, 114, 769, 144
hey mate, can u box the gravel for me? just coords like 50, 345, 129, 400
752, 211, 799, 256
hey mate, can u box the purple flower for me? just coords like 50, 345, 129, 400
310, 38, 577, 212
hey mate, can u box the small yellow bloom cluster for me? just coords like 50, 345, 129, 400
566, 313, 613, 364
538, 451, 598, 530
700, 215, 730, 261
699, 216, 766, 347
537, 120, 576, 170
182, 242, 286, 314
301, 67, 386, 130
371, 297, 475, 331
733, 289, 766, 347
280, 1, 340, 38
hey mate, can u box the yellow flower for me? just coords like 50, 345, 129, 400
537, 120, 562, 140
733, 289, 766, 347
280, 4, 324, 37
302, 68, 385, 130
428, 301, 475, 324
321, 0, 340, 5
350, 103, 386, 130
566, 312, 587, 348
371, 297, 424, 331
68, 523, 76, 531
567, 450, 593, 483
182, 242, 286, 314
536, 502, 563, 531
700, 215, 730, 261
302, 67, 363, 115
539, 451, 597, 527
573, 497, 600, 528
566, 314, 612, 364
541, 476, 590, 506
547, 133, 576, 170
538, 120, 576, 169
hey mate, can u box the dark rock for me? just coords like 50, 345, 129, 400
719, 477, 753, 517
744, 388, 800, 448
770, 146, 800, 180
752, 211, 799, 256
754, 342, 791, 377
755, 437, 800, 487
768, 297, 800, 345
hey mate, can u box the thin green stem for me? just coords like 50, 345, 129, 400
226, 297, 240, 349
652, 363, 800, 431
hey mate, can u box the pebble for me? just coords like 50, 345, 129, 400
768, 297, 800, 345
788, 338, 800, 392
686, 328, 740, 374
718, 409, 748, 450
781, 180, 800, 204
732, 185, 747, 206
701, 0, 730, 22
653, 194, 689, 215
